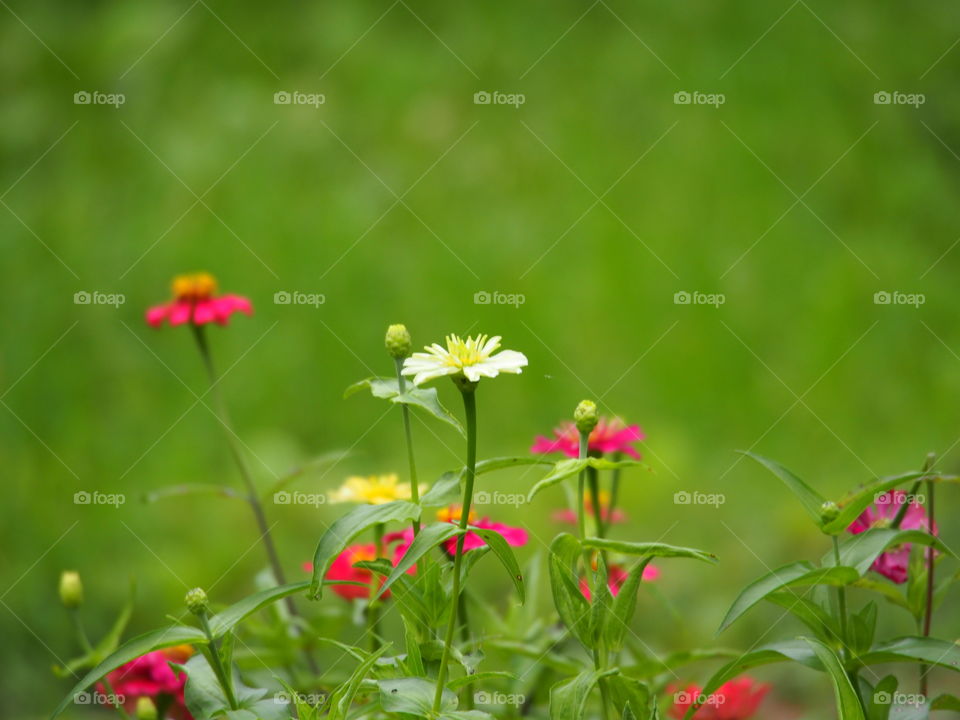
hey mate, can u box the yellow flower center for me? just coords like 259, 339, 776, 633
349, 547, 376, 565
172, 272, 218, 301
442, 335, 495, 368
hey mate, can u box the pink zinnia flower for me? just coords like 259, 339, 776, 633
579, 562, 659, 601
146, 272, 252, 328
97, 645, 194, 719
667, 677, 769, 719
847, 490, 936, 584
435, 505, 528, 556
531, 416, 644, 459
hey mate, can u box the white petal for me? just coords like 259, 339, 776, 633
486, 350, 528, 373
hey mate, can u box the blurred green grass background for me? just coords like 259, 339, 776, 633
3, 0, 960, 716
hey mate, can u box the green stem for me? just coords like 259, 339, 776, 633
433, 386, 478, 714
100, 676, 131, 720
605, 451, 623, 538
459, 591, 475, 710
832, 536, 848, 655
191, 325, 317, 674
920, 479, 935, 696
199, 615, 239, 710
587, 466, 604, 538
368, 523, 385, 652
68, 608, 93, 654
396, 358, 421, 536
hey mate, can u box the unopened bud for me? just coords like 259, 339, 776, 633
574, 400, 599, 435
385, 324, 412, 359
59, 571, 83, 609
184, 587, 209, 616
819, 501, 840, 524
136, 697, 158, 720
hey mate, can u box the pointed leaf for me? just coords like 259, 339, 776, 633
549, 669, 617, 720
823, 528, 952, 575
346, 377, 464, 435
374, 522, 460, 601
464, 525, 525, 602
309, 501, 421, 598
380, 677, 456, 714
802, 637, 866, 720
858, 636, 960, 671
207, 581, 310, 638
583, 538, 717, 564
742, 452, 827, 524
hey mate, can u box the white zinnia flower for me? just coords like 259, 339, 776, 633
402, 334, 528, 386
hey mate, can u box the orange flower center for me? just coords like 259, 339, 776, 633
349, 547, 377, 565
172, 272, 218, 301
437, 506, 477, 524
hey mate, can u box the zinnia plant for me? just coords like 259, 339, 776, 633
46, 308, 960, 720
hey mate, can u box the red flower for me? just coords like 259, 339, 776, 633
579, 562, 659, 601
387, 507, 529, 559
667, 677, 769, 719
146, 273, 252, 328
98, 645, 194, 719
847, 490, 936, 584
305, 537, 413, 601
531, 416, 644, 459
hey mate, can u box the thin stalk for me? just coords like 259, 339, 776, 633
368, 522, 385, 652
459, 592, 475, 710
605, 451, 623, 538
100, 676, 131, 720
832, 536, 849, 655
587, 466, 604, 538
70, 611, 130, 720
433, 387, 478, 714
191, 325, 317, 673
396, 358, 421, 536
199, 615, 239, 710
920, 479, 936, 696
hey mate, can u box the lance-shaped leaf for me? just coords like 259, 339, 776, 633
345, 377, 463, 435
822, 528, 952, 577
527, 457, 648, 503
550, 668, 618, 720
373, 522, 461, 601
50, 626, 209, 719
207, 581, 311, 638
719, 562, 858, 633
583, 538, 717, 564
548, 533, 592, 648
802, 637, 866, 720
380, 677, 457, 714
683, 639, 821, 720
309, 501, 421, 598
821, 471, 956, 534
465, 526, 525, 602
741, 452, 827, 524
858, 636, 960, 672
605, 558, 652, 652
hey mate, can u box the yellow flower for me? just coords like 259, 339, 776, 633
329, 474, 420, 505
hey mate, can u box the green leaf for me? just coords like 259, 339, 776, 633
823, 528, 952, 576
464, 525, 525, 602
719, 561, 859, 633
606, 674, 650, 719
858, 636, 960, 671
527, 457, 647, 504
741, 452, 827, 524
475, 456, 554, 474
548, 534, 592, 648
821, 471, 953, 535
802, 637, 866, 720
374, 522, 460, 601
327, 646, 388, 720
309, 500, 421, 598
179, 654, 288, 720
764, 591, 838, 642
143, 483, 242, 503
605, 558, 652, 652
421, 471, 462, 507
931, 694, 960, 712
549, 669, 617, 720
849, 602, 878, 655
446, 671, 515, 691
582, 538, 717, 564
380, 677, 456, 714
50, 626, 209, 719
345, 377, 464, 435
207, 581, 310, 638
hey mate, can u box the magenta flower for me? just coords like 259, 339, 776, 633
389, 506, 528, 558
847, 490, 936, 584
531, 416, 644, 459
146, 272, 252, 328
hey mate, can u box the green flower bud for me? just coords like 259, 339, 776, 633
385, 324, 412, 359
135, 697, 158, 720
819, 501, 840, 524
184, 587, 209, 616
574, 400, 599, 435
59, 571, 83, 609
